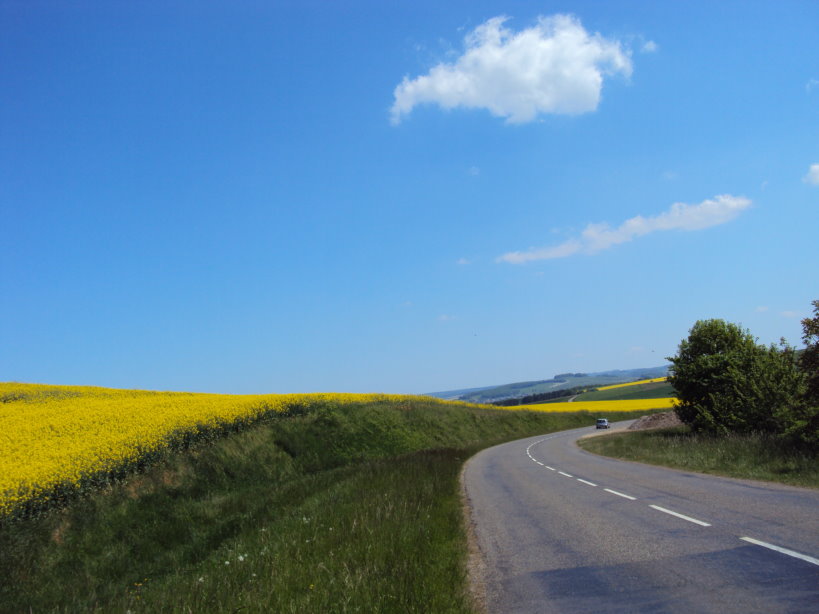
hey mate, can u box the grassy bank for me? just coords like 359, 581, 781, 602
1, 397, 653, 612
578, 427, 819, 489
572, 380, 673, 402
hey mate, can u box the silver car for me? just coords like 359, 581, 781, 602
596, 418, 610, 429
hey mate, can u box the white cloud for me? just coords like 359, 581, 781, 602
641, 40, 658, 53
807, 78, 819, 92
756, 306, 769, 313
468, 166, 480, 176
781, 311, 799, 319
456, 257, 471, 265
498, 194, 751, 264
438, 314, 456, 322
499, 239, 582, 264
803, 163, 819, 185
390, 14, 632, 125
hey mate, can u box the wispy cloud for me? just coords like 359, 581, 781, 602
391, 14, 632, 125
641, 40, 658, 53
456, 257, 471, 265
803, 163, 819, 185
807, 78, 819, 93
498, 194, 751, 264
756, 306, 769, 313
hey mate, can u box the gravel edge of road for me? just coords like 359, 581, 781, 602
460, 460, 489, 614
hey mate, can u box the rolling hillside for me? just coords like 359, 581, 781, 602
428, 365, 669, 403
572, 379, 674, 402
0, 383, 662, 612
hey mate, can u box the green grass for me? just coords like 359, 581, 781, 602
461, 375, 643, 403
0, 398, 655, 613
573, 381, 674, 402
578, 427, 819, 489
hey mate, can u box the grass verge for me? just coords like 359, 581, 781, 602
572, 381, 674, 402
1, 398, 653, 613
578, 427, 819, 489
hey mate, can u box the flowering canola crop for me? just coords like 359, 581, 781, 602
1, 382, 675, 517
0, 383, 458, 517
596, 377, 667, 391
515, 398, 676, 413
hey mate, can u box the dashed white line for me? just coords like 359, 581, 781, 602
649, 505, 711, 527
740, 537, 819, 566
524, 434, 819, 571
604, 488, 637, 501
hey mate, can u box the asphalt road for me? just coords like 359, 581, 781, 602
462, 421, 819, 613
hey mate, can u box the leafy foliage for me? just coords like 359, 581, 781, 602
801, 300, 819, 405
787, 301, 819, 447
667, 319, 805, 437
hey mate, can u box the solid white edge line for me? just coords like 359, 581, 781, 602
558, 471, 573, 478
576, 479, 597, 487
545, 466, 556, 471
740, 537, 819, 567
604, 488, 636, 500
649, 505, 711, 527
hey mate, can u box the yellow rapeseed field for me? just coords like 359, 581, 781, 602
515, 398, 676, 413
0, 381, 674, 517
596, 377, 667, 391
0, 382, 446, 517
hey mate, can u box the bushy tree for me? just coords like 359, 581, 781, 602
801, 300, 819, 405
667, 319, 804, 436
784, 301, 819, 448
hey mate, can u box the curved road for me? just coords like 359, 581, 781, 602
463, 420, 819, 613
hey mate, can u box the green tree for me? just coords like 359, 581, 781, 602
783, 301, 819, 449
667, 319, 804, 435
801, 300, 819, 405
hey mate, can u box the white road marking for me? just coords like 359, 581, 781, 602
577, 479, 597, 487
740, 537, 819, 567
558, 471, 573, 478
649, 505, 711, 526
545, 466, 556, 471
603, 488, 636, 500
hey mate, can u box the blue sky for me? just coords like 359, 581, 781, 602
2, 1, 817, 394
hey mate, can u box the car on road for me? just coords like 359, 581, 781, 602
595, 418, 610, 429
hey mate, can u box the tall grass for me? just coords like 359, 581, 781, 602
579, 427, 819, 488
1, 398, 653, 612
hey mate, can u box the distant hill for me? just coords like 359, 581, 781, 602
426, 366, 669, 404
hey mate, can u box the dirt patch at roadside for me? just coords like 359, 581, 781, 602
628, 411, 683, 431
